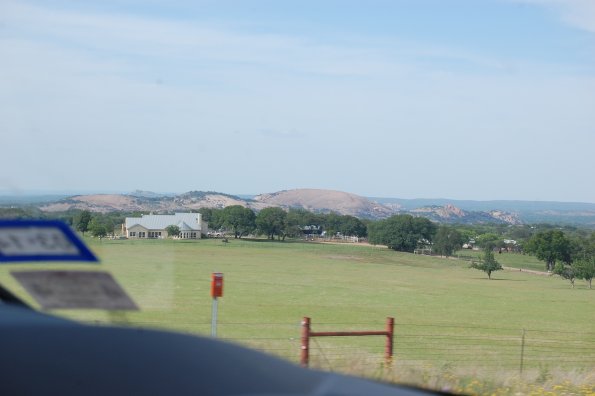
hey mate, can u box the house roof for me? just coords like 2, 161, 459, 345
125, 213, 203, 231
178, 221, 193, 231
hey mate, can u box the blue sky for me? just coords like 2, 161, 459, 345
1, 0, 594, 202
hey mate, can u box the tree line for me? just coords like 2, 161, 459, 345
1, 206, 593, 287
199, 206, 368, 241
524, 229, 595, 288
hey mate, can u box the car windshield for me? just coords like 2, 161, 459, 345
1, 1, 595, 395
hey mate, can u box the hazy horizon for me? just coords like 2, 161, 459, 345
2, 188, 595, 205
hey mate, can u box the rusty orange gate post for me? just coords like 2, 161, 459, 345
300, 317, 394, 368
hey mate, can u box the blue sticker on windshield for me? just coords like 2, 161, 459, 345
0, 220, 98, 263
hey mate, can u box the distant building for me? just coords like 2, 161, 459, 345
300, 225, 322, 236
123, 213, 208, 239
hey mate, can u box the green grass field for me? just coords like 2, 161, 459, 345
1, 238, 593, 391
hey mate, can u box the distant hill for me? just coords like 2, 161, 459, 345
3, 188, 594, 226
409, 204, 522, 225
371, 197, 595, 226
254, 189, 393, 218
39, 192, 268, 213
127, 190, 176, 199
0, 194, 70, 205
371, 197, 595, 212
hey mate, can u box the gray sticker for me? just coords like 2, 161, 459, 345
11, 270, 138, 311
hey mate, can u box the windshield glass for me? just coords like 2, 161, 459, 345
1, 1, 594, 395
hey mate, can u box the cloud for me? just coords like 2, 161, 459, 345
0, 0, 400, 79
1, 0, 529, 84
511, 0, 595, 33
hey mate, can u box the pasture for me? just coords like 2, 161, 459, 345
1, 238, 593, 391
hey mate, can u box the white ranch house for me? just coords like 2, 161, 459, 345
123, 213, 208, 239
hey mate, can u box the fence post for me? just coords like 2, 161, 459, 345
301, 317, 311, 367
385, 317, 394, 366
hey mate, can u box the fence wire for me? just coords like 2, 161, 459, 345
81, 317, 595, 374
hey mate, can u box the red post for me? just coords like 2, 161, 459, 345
301, 317, 311, 367
211, 272, 224, 298
385, 317, 394, 366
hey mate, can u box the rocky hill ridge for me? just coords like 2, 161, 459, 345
36, 189, 522, 225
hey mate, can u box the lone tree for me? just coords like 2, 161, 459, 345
74, 210, 92, 235
88, 217, 108, 239
524, 230, 571, 272
470, 249, 502, 279
574, 257, 595, 289
553, 262, 576, 288
165, 225, 180, 238
368, 215, 436, 253
221, 205, 255, 239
